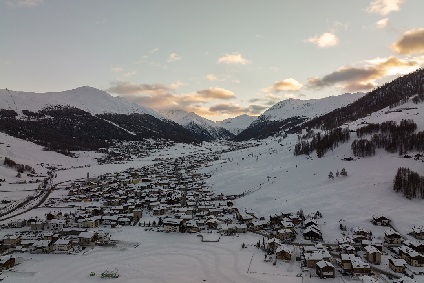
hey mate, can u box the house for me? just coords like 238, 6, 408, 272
362, 239, 383, 251
351, 258, 371, 276
53, 239, 73, 252
9, 219, 26, 228
412, 226, 424, 240
385, 229, 403, 244
372, 214, 391, 226
275, 245, 292, 260
340, 244, 356, 255
276, 228, 295, 241
341, 254, 357, 271
364, 245, 382, 264
405, 240, 424, 254
163, 218, 183, 233
389, 258, 406, 273
266, 238, 282, 252
220, 224, 236, 235
304, 252, 325, 268
398, 245, 424, 267
31, 240, 51, 254
78, 231, 97, 246
30, 221, 45, 231
303, 226, 322, 241
0, 255, 15, 270
133, 209, 142, 221
3, 235, 21, 247
316, 260, 335, 279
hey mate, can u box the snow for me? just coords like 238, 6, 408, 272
258, 92, 365, 122
217, 114, 257, 135
161, 109, 232, 139
0, 86, 162, 119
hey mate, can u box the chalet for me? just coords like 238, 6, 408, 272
220, 224, 236, 235
275, 245, 292, 260
405, 240, 424, 254
351, 258, 371, 276
341, 254, 357, 271
389, 258, 406, 273
3, 235, 21, 247
316, 260, 335, 279
398, 245, 424, 267
266, 238, 282, 252
133, 209, 142, 221
276, 228, 295, 241
303, 252, 324, 268
163, 218, 183, 233
46, 219, 67, 230
411, 226, 424, 240
185, 220, 200, 233
340, 244, 356, 255
10, 219, 26, 228
303, 226, 322, 241
372, 214, 391, 226
385, 229, 403, 244
235, 224, 247, 233
30, 221, 45, 231
0, 255, 15, 270
53, 239, 73, 252
251, 220, 268, 231
364, 245, 382, 264
31, 240, 51, 254
78, 231, 97, 247
362, 239, 383, 251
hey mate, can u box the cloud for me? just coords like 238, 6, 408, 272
209, 103, 267, 115
307, 56, 420, 91
196, 88, 236, 100
107, 81, 172, 96
376, 18, 389, 29
217, 53, 251, 65
366, 0, 404, 15
262, 78, 303, 93
110, 67, 123, 73
392, 28, 424, 55
7, 0, 43, 7
306, 32, 339, 48
150, 47, 159, 53
107, 81, 236, 112
206, 74, 218, 81
168, 53, 181, 62
123, 70, 137, 77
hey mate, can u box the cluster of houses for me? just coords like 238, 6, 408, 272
1, 141, 423, 282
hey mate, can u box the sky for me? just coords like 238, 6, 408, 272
1, 0, 424, 121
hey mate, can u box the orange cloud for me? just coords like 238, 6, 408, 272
308, 56, 420, 91
392, 28, 424, 55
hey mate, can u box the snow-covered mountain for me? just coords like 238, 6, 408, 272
0, 86, 162, 119
161, 109, 234, 141
217, 114, 256, 135
260, 92, 365, 122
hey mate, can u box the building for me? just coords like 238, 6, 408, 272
389, 258, 406, 273
316, 260, 335, 279
364, 245, 382, 264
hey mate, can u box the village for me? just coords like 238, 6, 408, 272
0, 140, 423, 283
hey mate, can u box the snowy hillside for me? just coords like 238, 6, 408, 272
260, 92, 365, 122
201, 98, 424, 241
0, 86, 162, 119
161, 109, 234, 141
217, 114, 256, 135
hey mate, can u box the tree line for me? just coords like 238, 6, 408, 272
294, 127, 350, 157
351, 119, 424, 157
393, 167, 424, 199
